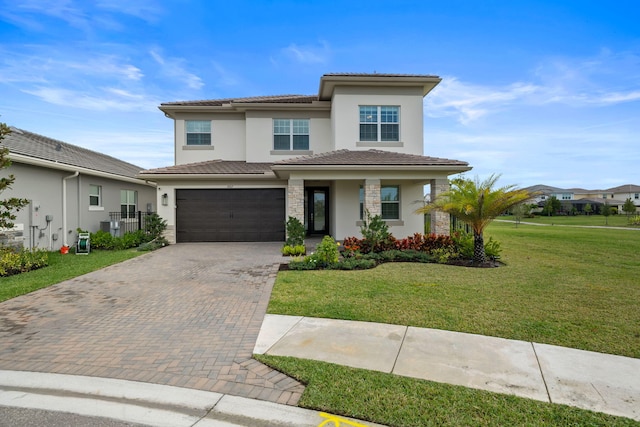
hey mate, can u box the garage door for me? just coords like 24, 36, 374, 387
176, 189, 286, 242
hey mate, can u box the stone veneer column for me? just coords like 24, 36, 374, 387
364, 179, 381, 217
287, 179, 305, 224
430, 179, 450, 236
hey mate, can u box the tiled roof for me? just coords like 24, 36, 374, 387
323, 72, 440, 78
273, 149, 469, 167
161, 95, 318, 107
141, 159, 274, 175
3, 127, 144, 178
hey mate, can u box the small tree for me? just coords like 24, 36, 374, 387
542, 196, 561, 216
0, 123, 29, 230
416, 174, 534, 263
623, 198, 636, 218
601, 201, 611, 225
584, 203, 593, 216
511, 203, 529, 228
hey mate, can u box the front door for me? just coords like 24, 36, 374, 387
306, 188, 329, 235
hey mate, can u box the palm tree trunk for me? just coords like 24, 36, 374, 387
473, 230, 486, 264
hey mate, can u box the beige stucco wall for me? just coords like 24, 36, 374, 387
331, 179, 426, 240
173, 113, 246, 165
244, 111, 332, 162
330, 86, 425, 155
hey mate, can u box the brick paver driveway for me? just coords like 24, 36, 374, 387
0, 243, 304, 405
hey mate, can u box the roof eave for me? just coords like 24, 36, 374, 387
271, 164, 470, 171
318, 75, 442, 100
136, 172, 278, 180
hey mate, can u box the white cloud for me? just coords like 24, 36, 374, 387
426, 50, 640, 125
279, 42, 331, 65
425, 78, 540, 124
23, 87, 158, 112
150, 49, 204, 90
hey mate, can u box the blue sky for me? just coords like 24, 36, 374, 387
1, 0, 639, 189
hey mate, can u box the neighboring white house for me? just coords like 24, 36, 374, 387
139, 73, 471, 243
526, 184, 640, 214
1, 128, 156, 250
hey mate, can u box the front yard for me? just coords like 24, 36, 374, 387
261, 222, 640, 426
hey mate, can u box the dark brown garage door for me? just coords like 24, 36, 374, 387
176, 189, 286, 242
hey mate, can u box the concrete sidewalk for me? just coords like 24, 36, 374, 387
255, 315, 640, 422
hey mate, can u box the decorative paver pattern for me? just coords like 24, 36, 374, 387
0, 243, 304, 405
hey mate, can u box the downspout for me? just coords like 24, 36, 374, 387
62, 171, 79, 247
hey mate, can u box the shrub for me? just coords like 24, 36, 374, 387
431, 247, 459, 264
314, 235, 340, 266
138, 237, 169, 252
629, 215, 640, 226
285, 216, 305, 247
90, 230, 116, 250
281, 244, 306, 256
360, 211, 394, 253
288, 256, 320, 270
144, 213, 168, 240
0, 248, 48, 277
328, 258, 377, 270
452, 230, 502, 260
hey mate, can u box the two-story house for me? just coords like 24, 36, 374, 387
139, 73, 471, 243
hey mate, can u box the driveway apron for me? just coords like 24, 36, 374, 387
0, 243, 304, 405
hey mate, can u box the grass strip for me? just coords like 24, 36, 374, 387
0, 249, 143, 302
256, 355, 638, 427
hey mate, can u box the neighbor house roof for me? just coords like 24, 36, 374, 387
3, 127, 148, 181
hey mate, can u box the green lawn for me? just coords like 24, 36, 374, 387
0, 249, 143, 302
501, 213, 637, 227
265, 222, 640, 426
256, 355, 638, 427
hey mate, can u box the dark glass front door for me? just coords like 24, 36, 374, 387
307, 188, 329, 235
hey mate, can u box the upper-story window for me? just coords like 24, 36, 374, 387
89, 184, 102, 207
635, 193, 639, 200
186, 120, 211, 145
561, 193, 571, 200
273, 119, 309, 150
359, 106, 399, 142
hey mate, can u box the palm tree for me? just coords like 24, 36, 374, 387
417, 174, 535, 263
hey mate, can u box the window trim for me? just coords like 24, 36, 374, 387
120, 190, 137, 219
185, 120, 212, 146
381, 185, 400, 220
273, 118, 310, 151
359, 105, 400, 143
89, 184, 103, 211
358, 185, 401, 221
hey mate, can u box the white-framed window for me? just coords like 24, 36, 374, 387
121, 190, 137, 219
359, 185, 400, 220
381, 185, 400, 219
273, 119, 309, 150
635, 193, 639, 200
359, 106, 399, 142
561, 193, 571, 200
186, 120, 211, 145
89, 184, 102, 207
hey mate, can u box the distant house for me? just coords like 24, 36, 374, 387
526, 184, 640, 214
0, 128, 156, 250
139, 73, 471, 243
